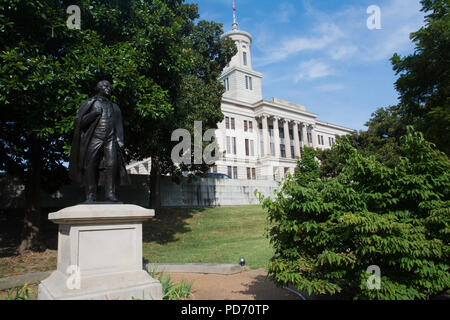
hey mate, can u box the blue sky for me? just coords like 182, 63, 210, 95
187, 0, 426, 131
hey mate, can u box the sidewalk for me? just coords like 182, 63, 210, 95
0, 268, 302, 300
167, 268, 301, 300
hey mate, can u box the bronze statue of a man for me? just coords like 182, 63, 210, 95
69, 80, 130, 203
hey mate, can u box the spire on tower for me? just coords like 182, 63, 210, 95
232, 0, 238, 30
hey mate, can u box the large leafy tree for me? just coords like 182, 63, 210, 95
318, 0, 450, 175
317, 106, 404, 178
0, 0, 236, 252
390, 0, 449, 154
260, 128, 449, 299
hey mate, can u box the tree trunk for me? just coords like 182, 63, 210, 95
18, 138, 43, 253
149, 156, 161, 210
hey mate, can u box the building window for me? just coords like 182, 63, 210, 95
233, 166, 238, 179
243, 52, 248, 66
210, 165, 217, 173
245, 76, 253, 90
307, 131, 312, 144
225, 117, 230, 129
270, 143, 275, 156
269, 125, 273, 137
329, 137, 335, 146
249, 121, 253, 132
247, 168, 256, 180
291, 146, 295, 158
244, 120, 248, 132
279, 128, 284, 139
231, 117, 235, 130
245, 139, 249, 156
318, 135, 324, 145
226, 136, 237, 155
227, 166, 232, 178
284, 167, 290, 175
223, 77, 230, 91
280, 144, 286, 158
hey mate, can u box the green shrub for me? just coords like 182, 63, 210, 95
3, 284, 35, 300
259, 128, 449, 299
150, 269, 193, 300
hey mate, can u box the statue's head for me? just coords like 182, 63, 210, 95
96, 80, 112, 98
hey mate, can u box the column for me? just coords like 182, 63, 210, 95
311, 125, 318, 148
273, 117, 281, 158
301, 123, 308, 148
293, 121, 301, 158
283, 119, 291, 159
262, 115, 270, 157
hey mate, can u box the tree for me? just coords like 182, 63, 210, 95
317, 106, 404, 178
259, 128, 449, 299
0, 0, 236, 251
294, 146, 319, 183
390, 0, 450, 154
320, 0, 450, 176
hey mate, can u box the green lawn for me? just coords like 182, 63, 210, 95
142, 205, 273, 270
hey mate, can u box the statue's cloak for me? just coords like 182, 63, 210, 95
68, 97, 131, 186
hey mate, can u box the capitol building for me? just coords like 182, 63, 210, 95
127, 16, 355, 181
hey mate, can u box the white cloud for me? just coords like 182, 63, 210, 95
275, 3, 296, 23
255, 0, 425, 65
329, 44, 358, 60
358, 0, 425, 62
294, 60, 334, 82
361, 25, 416, 61
255, 23, 344, 66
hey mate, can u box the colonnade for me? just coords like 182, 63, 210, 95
258, 114, 317, 159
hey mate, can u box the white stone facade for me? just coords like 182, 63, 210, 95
210, 23, 354, 181
127, 22, 355, 181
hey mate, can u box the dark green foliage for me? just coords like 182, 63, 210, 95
0, 0, 236, 249
294, 146, 319, 184
318, 0, 450, 174
389, 0, 450, 155
317, 107, 404, 178
2, 284, 35, 300
259, 128, 450, 299
149, 269, 193, 300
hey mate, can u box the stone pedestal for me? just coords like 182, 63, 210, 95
38, 204, 162, 300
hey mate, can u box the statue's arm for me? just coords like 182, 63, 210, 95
80, 103, 101, 130
115, 105, 125, 148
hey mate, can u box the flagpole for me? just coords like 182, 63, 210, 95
232, 0, 238, 30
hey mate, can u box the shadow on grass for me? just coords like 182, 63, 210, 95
142, 207, 206, 245
1, 206, 208, 257
0, 208, 58, 258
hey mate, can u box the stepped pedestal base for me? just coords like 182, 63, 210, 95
38, 204, 162, 300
